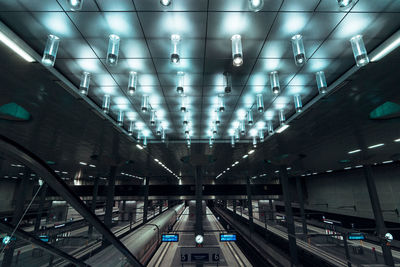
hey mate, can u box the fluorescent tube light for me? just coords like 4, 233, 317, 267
276, 124, 289, 133
348, 149, 361, 154
368, 143, 384, 149
371, 30, 400, 62
0, 31, 35, 62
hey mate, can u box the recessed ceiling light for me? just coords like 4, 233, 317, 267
160, 0, 171, 6
89, 164, 96, 168
248, 150, 255, 155
326, 170, 333, 173
242, 154, 249, 159
136, 144, 143, 150
276, 124, 289, 133
79, 162, 87, 166
0, 29, 35, 62
382, 160, 393, 164
368, 143, 384, 149
344, 167, 352, 170
394, 138, 400, 142
348, 149, 361, 154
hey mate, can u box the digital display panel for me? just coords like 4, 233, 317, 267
39, 235, 49, 242
220, 234, 236, 242
348, 233, 365, 240
162, 234, 179, 242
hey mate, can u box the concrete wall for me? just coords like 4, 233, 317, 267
304, 164, 400, 223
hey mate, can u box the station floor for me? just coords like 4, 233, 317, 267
148, 207, 252, 267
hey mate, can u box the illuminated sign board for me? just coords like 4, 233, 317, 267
220, 234, 236, 242
348, 233, 365, 240
39, 235, 49, 242
162, 234, 179, 242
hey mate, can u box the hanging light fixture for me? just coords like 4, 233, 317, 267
143, 136, 147, 148
209, 136, 213, 148
177, 71, 185, 94
279, 110, 285, 126
117, 110, 124, 126
183, 111, 189, 125
127, 71, 137, 95
160, 0, 171, 6
294, 94, 302, 113
267, 121, 274, 135
170, 34, 181, 64
316, 71, 328, 94
247, 110, 253, 125
66, 0, 83, 11
291, 34, 306, 66
79, 72, 91, 95
42, 34, 60, 67
106, 34, 120, 66
180, 95, 187, 112
218, 94, 225, 112
240, 120, 246, 135
231, 34, 243, 67
186, 137, 191, 148
235, 128, 240, 141
270, 71, 280, 95
214, 110, 220, 126
161, 128, 166, 142
258, 129, 264, 142
102, 94, 110, 113
156, 123, 162, 135
248, 0, 264, 12
128, 121, 134, 136
350, 35, 369, 67
141, 95, 149, 112
223, 71, 232, 93
230, 135, 235, 148
150, 110, 156, 126
137, 131, 142, 142
337, 0, 353, 9
256, 94, 264, 112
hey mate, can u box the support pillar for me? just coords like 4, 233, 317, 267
159, 200, 163, 214
34, 183, 48, 233
269, 200, 274, 222
296, 176, 307, 237
2, 173, 30, 267
195, 166, 203, 236
363, 164, 394, 266
246, 177, 254, 235
102, 166, 117, 246
233, 199, 237, 215
279, 166, 299, 266
88, 176, 99, 238
143, 177, 149, 224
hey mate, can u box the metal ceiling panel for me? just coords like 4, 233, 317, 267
208, 0, 282, 12
133, 0, 208, 12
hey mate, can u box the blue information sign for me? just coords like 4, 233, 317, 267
348, 233, 365, 240
162, 234, 179, 242
39, 235, 49, 242
220, 234, 237, 242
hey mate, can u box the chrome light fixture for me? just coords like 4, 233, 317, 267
350, 35, 369, 67
337, 0, 353, 9
269, 71, 280, 95
258, 129, 264, 142
223, 71, 232, 93
66, 0, 83, 11
42, 34, 59, 67
117, 110, 124, 126
316, 71, 328, 94
218, 94, 225, 112
102, 94, 110, 113
291, 34, 306, 66
267, 121, 274, 135
294, 94, 302, 113
248, 0, 264, 12
279, 110, 285, 125
170, 34, 181, 64
127, 71, 137, 95
160, 0, 171, 6
141, 95, 149, 112
247, 110, 253, 125
231, 34, 243, 67
240, 120, 246, 135
183, 111, 189, 125
128, 121, 134, 135
256, 94, 264, 112
180, 95, 187, 112
177, 71, 185, 94
150, 110, 156, 126
106, 34, 120, 66
79, 71, 91, 95
230, 135, 235, 148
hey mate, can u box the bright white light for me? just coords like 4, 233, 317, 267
154, 159, 159, 162
274, 170, 279, 173
160, 0, 171, 6
249, 128, 257, 136
348, 149, 361, 154
395, 138, 400, 142
89, 164, 96, 168
79, 162, 87, 166
368, 143, 384, 149
355, 165, 363, 168
326, 170, 333, 173
276, 124, 289, 133
248, 150, 255, 154
344, 167, 352, 170
243, 155, 248, 159
382, 160, 394, 164
136, 144, 143, 150
0, 31, 35, 62
235, 161, 239, 164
